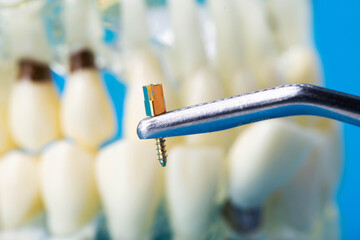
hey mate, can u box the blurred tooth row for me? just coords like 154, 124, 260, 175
0, 0, 342, 239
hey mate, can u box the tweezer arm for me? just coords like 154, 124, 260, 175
137, 84, 360, 139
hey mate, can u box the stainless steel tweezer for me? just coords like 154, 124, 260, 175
137, 84, 360, 139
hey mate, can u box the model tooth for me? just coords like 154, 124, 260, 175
168, 0, 207, 77
95, 139, 163, 240
230, 0, 283, 89
60, 58, 115, 150
8, 66, 61, 152
228, 119, 314, 209
266, 0, 312, 49
40, 140, 99, 236
266, 124, 342, 235
166, 145, 223, 240
266, 135, 324, 233
209, 0, 257, 96
278, 45, 321, 85
0, 150, 42, 229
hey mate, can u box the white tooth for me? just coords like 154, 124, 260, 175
209, 0, 257, 96
266, 133, 324, 233
278, 45, 321, 85
95, 139, 162, 240
232, 0, 278, 89
266, 0, 312, 49
122, 0, 150, 51
168, 0, 207, 77
166, 145, 223, 240
61, 67, 115, 150
63, 0, 103, 51
0, 150, 42, 229
228, 119, 314, 209
4, 1, 57, 153
266, 124, 342, 235
8, 76, 61, 152
40, 140, 99, 236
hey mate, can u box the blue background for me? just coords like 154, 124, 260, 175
313, 1, 360, 239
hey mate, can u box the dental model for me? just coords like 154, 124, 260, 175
60, 49, 115, 150
8, 59, 61, 152
209, 0, 256, 97
96, 139, 163, 240
0, 150, 43, 229
166, 146, 223, 240
227, 119, 314, 233
40, 140, 99, 237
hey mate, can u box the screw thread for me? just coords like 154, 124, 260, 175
155, 138, 167, 167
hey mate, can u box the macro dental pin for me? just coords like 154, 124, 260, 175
138, 84, 360, 140
143, 84, 168, 167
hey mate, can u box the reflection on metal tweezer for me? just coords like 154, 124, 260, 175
137, 84, 360, 139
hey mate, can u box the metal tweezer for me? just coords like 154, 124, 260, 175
137, 84, 360, 139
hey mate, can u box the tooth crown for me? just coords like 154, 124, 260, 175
0, 151, 42, 229
228, 119, 314, 208
96, 140, 163, 240
166, 146, 223, 239
60, 69, 115, 149
266, 132, 324, 232
8, 81, 61, 152
40, 141, 99, 236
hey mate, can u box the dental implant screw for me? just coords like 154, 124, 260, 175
143, 84, 168, 167
155, 137, 167, 167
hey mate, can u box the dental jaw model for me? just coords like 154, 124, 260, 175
40, 141, 99, 237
